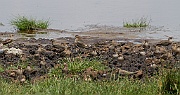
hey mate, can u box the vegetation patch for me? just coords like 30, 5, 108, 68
0, 22, 4, 26
0, 70, 159, 95
123, 17, 150, 28
160, 69, 180, 95
0, 58, 178, 95
10, 16, 49, 32
59, 58, 107, 74
0, 65, 4, 72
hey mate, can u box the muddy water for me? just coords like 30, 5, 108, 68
0, 0, 180, 41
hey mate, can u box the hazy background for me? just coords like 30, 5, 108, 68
0, 0, 180, 32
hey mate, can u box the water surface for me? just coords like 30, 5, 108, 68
0, 0, 180, 40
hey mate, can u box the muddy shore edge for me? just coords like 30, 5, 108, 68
0, 29, 179, 83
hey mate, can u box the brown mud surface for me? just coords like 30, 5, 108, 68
0, 29, 179, 83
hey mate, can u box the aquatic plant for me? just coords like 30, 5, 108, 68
0, 22, 4, 26
123, 17, 150, 28
10, 16, 50, 32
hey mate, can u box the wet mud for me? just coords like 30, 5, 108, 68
0, 32, 179, 83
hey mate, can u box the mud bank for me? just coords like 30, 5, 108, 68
0, 32, 179, 83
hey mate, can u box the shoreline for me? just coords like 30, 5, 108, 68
1, 26, 179, 44
0, 28, 179, 84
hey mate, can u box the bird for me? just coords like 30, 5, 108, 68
175, 46, 180, 53
26, 65, 33, 72
62, 63, 69, 74
51, 39, 65, 52
63, 47, 72, 57
90, 50, 98, 56
143, 40, 149, 46
83, 74, 92, 81
51, 39, 58, 46
150, 64, 158, 69
83, 67, 94, 81
142, 40, 150, 48
37, 44, 45, 53
23, 65, 38, 80
112, 53, 119, 58
40, 57, 47, 68
63, 42, 70, 47
155, 46, 167, 54
157, 37, 173, 46
134, 70, 143, 78
118, 68, 138, 75
110, 40, 118, 46
20, 54, 27, 62
0, 43, 3, 48
140, 51, 146, 56
118, 54, 124, 61
14, 66, 23, 75
172, 44, 180, 54
74, 35, 87, 48
17, 75, 26, 83
1, 39, 13, 45
51, 39, 62, 47
0, 43, 5, 54
30, 74, 49, 84
84, 67, 93, 75
7, 66, 23, 78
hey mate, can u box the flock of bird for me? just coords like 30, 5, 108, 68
0, 35, 179, 83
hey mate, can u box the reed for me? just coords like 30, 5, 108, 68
123, 17, 150, 28
10, 16, 49, 32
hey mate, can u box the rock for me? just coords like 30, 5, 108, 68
3, 47, 23, 55
0, 49, 4, 54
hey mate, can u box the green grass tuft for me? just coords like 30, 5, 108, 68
123, 17, 150, 28
10, 16, 50, 32
59, 58, 107, 74
161, 69, 180, 95
0, 65, 4, 72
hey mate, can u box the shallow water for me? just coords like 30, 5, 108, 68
0, 0, 180, 40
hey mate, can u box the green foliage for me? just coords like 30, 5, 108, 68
0, 65, 4, 72
5, 60, 30, 70
161, 69, 180, 95
0, 22, 4, 26
36, 20, 49, 29
10, 16, 49, 32
123, 17, 149, 28
1, 59, 178, 95
59, 58, 107, 74
0, 75, 159, 95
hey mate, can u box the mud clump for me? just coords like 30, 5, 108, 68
0, 37, 179, 83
